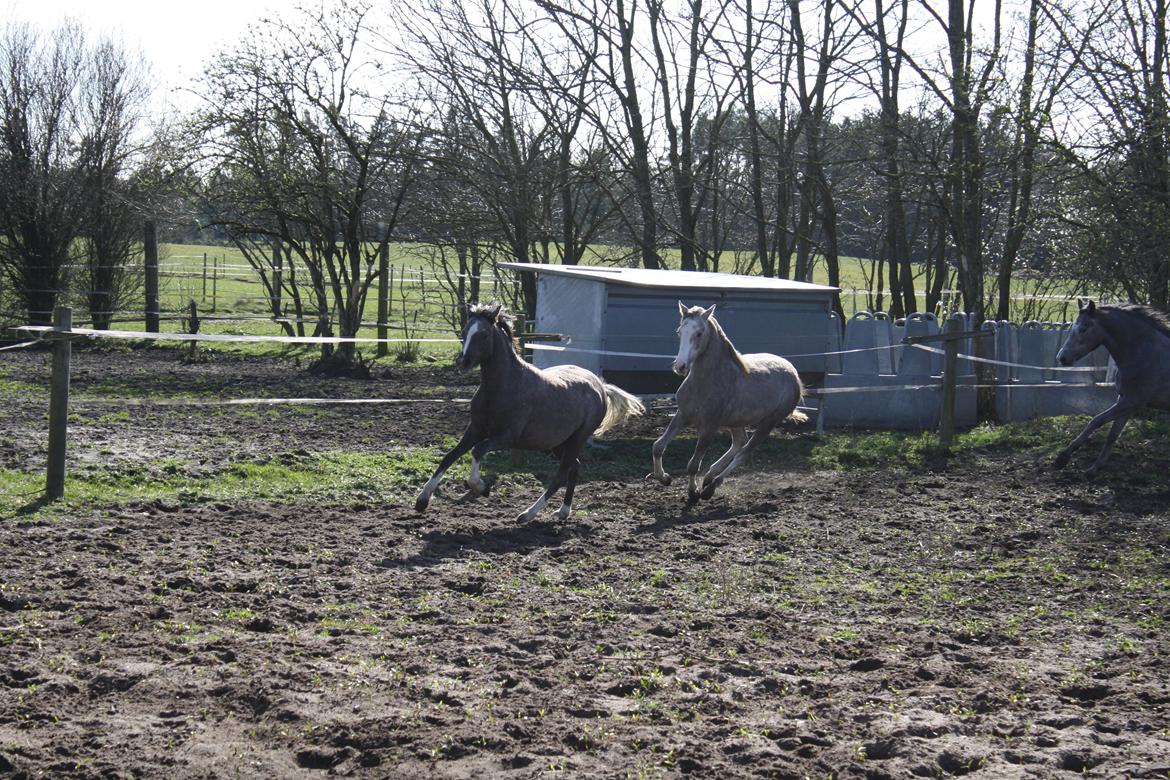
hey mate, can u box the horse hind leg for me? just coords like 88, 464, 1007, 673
457, 455, 491, 502
700, 422, 777, 500
1054, 401, 1123, 470
699, 428, 747, 497
556, 458, 582, 520
518, 435, 586, 524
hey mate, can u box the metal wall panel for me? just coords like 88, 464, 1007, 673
602, 290, 834, 373
532, 276, 605, 373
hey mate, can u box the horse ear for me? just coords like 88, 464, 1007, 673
678, 300, 687, 317
702, 304, 716, 320
1085, 299, 1096, 315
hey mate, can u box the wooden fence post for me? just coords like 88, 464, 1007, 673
272, 243, 283, 315
46, 305, 72, 500
144, 220, 159, 333
202, 252, 208, 302
377, 244, 389, 358
212, 256, 218, 313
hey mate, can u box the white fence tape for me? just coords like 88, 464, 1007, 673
15, 325, 459, 346
807, 381, 1116, 396
529, 340, 1098, 374
6, 325, 1110, 405
908, 343, 1097, 372
11, 324, 1094, 375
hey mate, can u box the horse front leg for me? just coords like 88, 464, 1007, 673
1054, 402, 1123, 470
1085, 411, 1134, 478
415, 425, 483, 512
686, 429, 719, 505
650, 413, 685, 486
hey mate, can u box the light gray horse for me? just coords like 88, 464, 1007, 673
415, 303, 645, 523
650, 302, 807, 504
1054, 300, 1170, 475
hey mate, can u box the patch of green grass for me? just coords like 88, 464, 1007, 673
0, 447, 450, 519
0, 375, 42, 395
4, 409, 1166, 519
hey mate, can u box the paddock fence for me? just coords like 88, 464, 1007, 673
5, 299, 1119, 502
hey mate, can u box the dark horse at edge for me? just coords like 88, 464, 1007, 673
1054, 299, 1170, 475
415, 303, 645, 523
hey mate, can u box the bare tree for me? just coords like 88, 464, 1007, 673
646, 0, 741, 271
396, 0, 562, 317
1047, 0, 1170, 308
539, 0, 666, 270
0, 22, 87, 326
76, 39, 150, 329
196, 1, 420, 366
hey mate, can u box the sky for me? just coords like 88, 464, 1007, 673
3, 0, 280, 110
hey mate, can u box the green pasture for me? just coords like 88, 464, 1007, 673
0, 241, 1085, 361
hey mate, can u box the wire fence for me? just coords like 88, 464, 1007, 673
0, 250, 527, 342
1, 245, 1105, 342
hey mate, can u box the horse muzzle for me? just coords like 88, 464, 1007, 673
1056, 351, 1073, 367
672, 361, 688, 377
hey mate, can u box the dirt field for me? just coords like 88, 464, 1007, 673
1, 347, 1169, 778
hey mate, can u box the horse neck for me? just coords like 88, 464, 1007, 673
479, 327, 526, 386
694, 323, 742, 375
1098, 309, 1158, 365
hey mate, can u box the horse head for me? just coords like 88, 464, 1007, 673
1056, 299, 1102, 367
459, 302, 508, 370
673, 301, 717, 377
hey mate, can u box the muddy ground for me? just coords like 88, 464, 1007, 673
1, 347, 1168, 778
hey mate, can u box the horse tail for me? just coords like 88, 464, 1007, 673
783, 370, 807, 424
596, 384, 646, 437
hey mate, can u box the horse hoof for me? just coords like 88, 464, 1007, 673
414, 496, 429, 512
516, 511, 535, 524
700, 482, 717, 500
1053, 452, 1070, 470
557, 505, 572, 521
686, 492, 700, 506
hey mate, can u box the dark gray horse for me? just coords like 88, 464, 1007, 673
415, 303, 645, 522
1054, 300, 1170, 475
650, 302, 806, 504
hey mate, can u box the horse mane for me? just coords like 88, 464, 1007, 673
467, 301, 521, 355
1102, 303, 1170, 340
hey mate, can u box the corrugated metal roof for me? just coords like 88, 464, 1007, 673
499, 262, 840, 294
